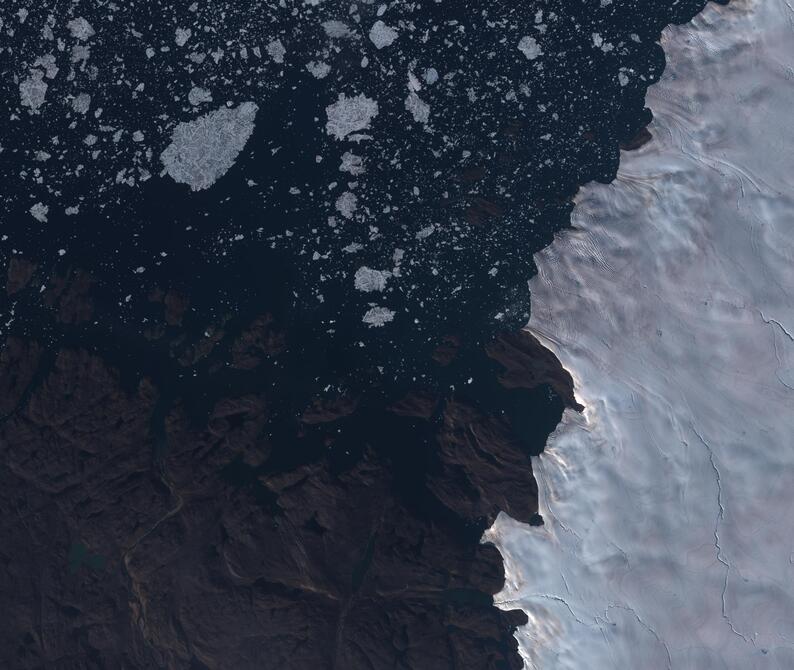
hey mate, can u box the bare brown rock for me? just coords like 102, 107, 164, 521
230, 314, 286, 369
301, 394, 359, 424
430, 399, 539, 524
387, 390, 439, 419
0, 336, 534, 669
42, 269, 96, 324
620, 126, 653, 151
164, 290, 190, 326
487, 329, 584, 410
0, 337, 41, 415
6, 258, 37, 295
432, 334, 461, 366
465, 197, 505, 226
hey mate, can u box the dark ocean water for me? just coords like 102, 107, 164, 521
1, 0, 715, 409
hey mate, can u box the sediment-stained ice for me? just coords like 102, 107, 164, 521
487, 1, 794, 668
160, 102, 258, 191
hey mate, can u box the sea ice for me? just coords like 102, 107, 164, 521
161, 102, 258, 191
325, 93, 378, 141
362, 306, 395, 327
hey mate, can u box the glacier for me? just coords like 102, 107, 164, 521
486, 1, 794, 667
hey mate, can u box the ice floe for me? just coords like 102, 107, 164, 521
160, 102, 258, 191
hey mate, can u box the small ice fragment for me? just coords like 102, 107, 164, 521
369, 21, 398, 49
188, 86, 212, 106
362, 306, 395, 327
335, 191, 358, 219
175, 27, 192, 47
30, 202, 49, 222
266, 39, 286, 63
67, 17, 95, 41
72, 92, 91, 114
339, 151, 365, 175
355, 267, 390, 293
405, 92, 430, 124
306, 61, 331, 79
19, 71, 48, 111
518, 36, 543, 60
325, 93, 379, 141
323, 21, 353, 39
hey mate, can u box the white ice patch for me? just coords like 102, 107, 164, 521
488, 2, 794, 668
354, 266, 390, 293
369, 21, 398, 49
335, 191, 358, 219
405, 92, 430, 124
306, 61, 331, 79
19, 71, 47, 111
71, 92, 91, 114
362, 306, 395, 327
67, 17, 94, 41
29, 202, 48, 222
175, 28, 192, 47
188, 86, 212, 106
517, 36, 543, 60
322, 20, 353, 39
266, 39, 286, 63
33, 55, 58, 79
160, 102, 258, 191
325, 93, 379, 141
339, 151, 365, 175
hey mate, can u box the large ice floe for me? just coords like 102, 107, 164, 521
486, 1, 794, 667
160, 102, 258, 191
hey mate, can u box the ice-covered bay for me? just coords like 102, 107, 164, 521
486, 1, 794, 667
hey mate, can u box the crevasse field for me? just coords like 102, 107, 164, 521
486, 1, 794, 667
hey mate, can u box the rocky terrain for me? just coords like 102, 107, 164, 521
0, 261, 580, 669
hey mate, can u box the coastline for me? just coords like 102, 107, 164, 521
488, 0, 794, 667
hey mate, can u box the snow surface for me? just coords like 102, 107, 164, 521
486, 1, 794, 668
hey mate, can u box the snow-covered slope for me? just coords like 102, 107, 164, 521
486, 1, 794, 667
